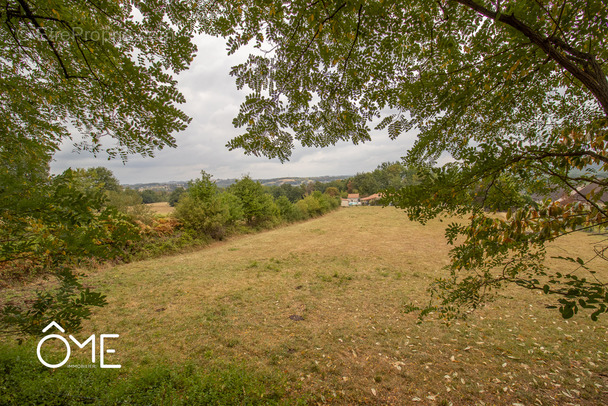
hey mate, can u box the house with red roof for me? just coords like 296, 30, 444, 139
341, 193, 361, 206
360, 193, 383, 205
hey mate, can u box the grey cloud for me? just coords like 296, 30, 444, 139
51, 35, 418, 185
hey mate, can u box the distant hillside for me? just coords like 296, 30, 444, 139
125, 175, 350, 191
124, 180, 188, 191
254, 175, 350, 187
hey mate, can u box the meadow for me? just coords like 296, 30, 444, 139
2, 206, 607, 405
146, 202, 175, 215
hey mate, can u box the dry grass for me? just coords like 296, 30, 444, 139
11, 207, 608, 404
145, 202, 174, 215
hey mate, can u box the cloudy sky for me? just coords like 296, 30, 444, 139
50, 35, 419, 185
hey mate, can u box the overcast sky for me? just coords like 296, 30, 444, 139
50, 35, 419, 185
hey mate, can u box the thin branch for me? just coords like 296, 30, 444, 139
533, 0, 568, 42
528, 149, 608, 166
81, 0, 125, 26
513, 278, 607, 296
72, 35, 106, 86
445, 42, 531, 76
291, 2, 347, 75
551, 0, 568, 39
479, 172, 498, 207
15, 0, 85, 80
273, 2, 347, 103
546, 220, 608, 242
5, 12, 65, 23
340, 4, 363, 85
7, 5, 109, 86
3, 18, 42, 70
541, 164, 608, 217
451, 0, 608, 118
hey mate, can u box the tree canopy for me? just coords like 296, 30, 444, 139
1, 0, 198, 161
1, 0, 199, 336
203, 0, 608, 319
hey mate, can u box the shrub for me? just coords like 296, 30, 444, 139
0, 168, 140, 336
294, 199, 311, 219
175, 195, 231, 240
301, 195, 323, 217
229, 176, 278, 226
275, 196, 302, 222
218, 192, 245, 225
175, 172, 244, 240
168, 187, 186, 207
320, 192, 340, 211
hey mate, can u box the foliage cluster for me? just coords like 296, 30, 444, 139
1, 0, 202, 337
140, 189, 171, 204
0, 159, 141, 336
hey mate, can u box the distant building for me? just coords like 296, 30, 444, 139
557, 183, 608, 205
361, 193, 382, 205
347, 194, 360, 206
341, 193, 386, 207
342, 194, 361, 207
532, 183, 608, 206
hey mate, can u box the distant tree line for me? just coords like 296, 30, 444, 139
170, 161, 535, 212
264, 162, 420, 200
264, 161, 535, 212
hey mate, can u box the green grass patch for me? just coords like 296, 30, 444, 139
0, 343, 304, 405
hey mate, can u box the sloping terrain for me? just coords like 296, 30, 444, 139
4, 207, 608, 405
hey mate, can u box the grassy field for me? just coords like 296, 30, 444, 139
146, 201, 174, 215
3, 207, 608, 405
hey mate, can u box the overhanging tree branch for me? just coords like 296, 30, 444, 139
452, 0, 608, 118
